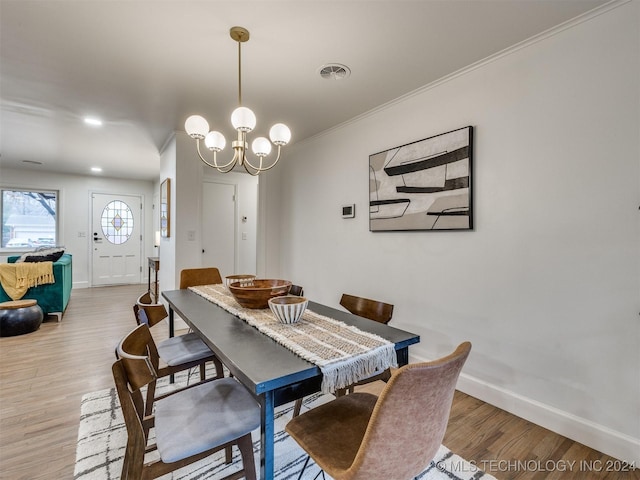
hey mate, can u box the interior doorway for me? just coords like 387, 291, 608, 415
201, 182, 236, 278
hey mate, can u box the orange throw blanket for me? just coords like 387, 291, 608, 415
0, 262, 55, 300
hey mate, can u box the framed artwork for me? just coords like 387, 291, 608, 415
160, 178, 170, 238
369, 126, 473, 231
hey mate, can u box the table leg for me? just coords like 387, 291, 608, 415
396, 346, 409, 366
168, 307, 175, 384
260, 391, 275, 480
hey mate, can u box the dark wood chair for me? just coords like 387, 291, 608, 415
337, 293, 395, 393
286, 342, 472, 480
289, 284, 304, 297
132, 300, 224, 417
179, 267, 223, 289
113, 324, 259, 480
291, 292, 394, 417
339, 293, 394, 324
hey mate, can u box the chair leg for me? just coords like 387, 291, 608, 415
293, 398, 303, 417
200, 362, 206, 382
296, 456, 311, 480
213, 357, 225, 379
225, 445, 233, 464
237, 433, 257, 480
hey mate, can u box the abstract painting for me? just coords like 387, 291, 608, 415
369, 126, 473, 231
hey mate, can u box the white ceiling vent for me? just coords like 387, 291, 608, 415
319, 64, 351, 80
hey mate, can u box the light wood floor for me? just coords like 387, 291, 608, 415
0, 284, 637, 480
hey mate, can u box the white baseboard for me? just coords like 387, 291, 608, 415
456, 373, 640, 466
407, 352, 639, 466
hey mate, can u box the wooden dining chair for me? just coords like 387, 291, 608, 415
113, 324, 259, 480
179, 267, 223, 289
286, 342, 472, 480
339, 293, 394, 324
131, 302, 224, 417
291, 292, 395, 417
289, 284, 304, 297
337, 293, 395, 393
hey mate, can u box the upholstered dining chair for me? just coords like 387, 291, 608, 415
113, 324, 259, 480
179, 267, 223, 289
286, 341, 472, 480
131, 302, 224, 417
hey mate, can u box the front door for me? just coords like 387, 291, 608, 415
91, 193, 142, 286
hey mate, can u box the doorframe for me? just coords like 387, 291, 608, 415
201, 179, 239, 274
89, 190, 145, 287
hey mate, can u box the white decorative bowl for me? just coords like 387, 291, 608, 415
225, 274, 256, 288
268, 296, 308, 324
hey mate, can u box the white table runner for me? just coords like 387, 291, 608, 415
189, 284, 397, 393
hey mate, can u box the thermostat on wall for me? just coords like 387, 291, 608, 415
342, 204, 355, 218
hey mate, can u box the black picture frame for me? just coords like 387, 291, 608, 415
160, 178, 170, 238
369, 126, 473, 232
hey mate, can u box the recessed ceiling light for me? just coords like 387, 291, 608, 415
21, 159, 43, 165
91, 167, 103, 173
84, 117, 103, 126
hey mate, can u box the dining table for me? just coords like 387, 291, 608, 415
162, 288, 420, 480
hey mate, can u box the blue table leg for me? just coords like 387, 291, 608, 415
260, 391, 275, 480
169, 307, 175, 384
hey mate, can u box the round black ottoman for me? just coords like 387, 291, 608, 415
0, 299, 44, 337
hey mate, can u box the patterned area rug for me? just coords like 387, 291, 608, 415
74, 371, 497, 480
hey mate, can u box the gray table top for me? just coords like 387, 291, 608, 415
162, 289, 420, 396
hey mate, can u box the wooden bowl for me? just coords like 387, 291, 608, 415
268, 296, 308, 324
228, 279, 292, 309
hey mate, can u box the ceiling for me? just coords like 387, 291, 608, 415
0, 0, 608, 181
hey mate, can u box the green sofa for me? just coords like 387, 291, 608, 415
0, 254, 72, 321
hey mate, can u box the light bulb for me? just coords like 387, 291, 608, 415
269, 123, 291, 146
205, 131, 226, 151
231, 107, 256, 132
251, 137, 272, 157
184, 115, 209, 139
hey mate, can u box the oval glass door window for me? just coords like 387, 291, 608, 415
101, 200, 134, 244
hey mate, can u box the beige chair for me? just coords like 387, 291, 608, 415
179, 267, 223, 289
286, 342, 472, 480
113, 324, 259, 480
132, 300, 224, 417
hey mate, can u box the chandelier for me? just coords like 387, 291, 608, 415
184, 27, 291, 176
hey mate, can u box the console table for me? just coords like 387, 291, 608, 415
147, 257, 159, 302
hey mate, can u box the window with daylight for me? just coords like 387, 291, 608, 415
101, 200, 134, 245
1, 188, 58, 249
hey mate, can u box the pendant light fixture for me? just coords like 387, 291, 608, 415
184, 26, 291, 175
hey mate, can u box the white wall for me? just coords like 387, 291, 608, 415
0, 167, 155, 288
202, 170, 258, 276
158, 133, 259, 291
266, 1, 640, 464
